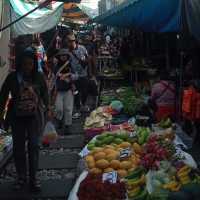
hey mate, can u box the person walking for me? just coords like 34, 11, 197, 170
66, 34, 90, 118
0, 49, 50, 192
54, 49, 78, 131
32, 37, 47, 73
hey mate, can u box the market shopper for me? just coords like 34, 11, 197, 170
66, 34, 90, 117
0, 49, 50, 192
32, 37, 47, 73
54, 49, 77, 130
150, 70, 175, 122
43, 57, 56, 105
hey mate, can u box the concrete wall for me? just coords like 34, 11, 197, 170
0, 0, 10, 88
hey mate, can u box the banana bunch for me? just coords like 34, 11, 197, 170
177, 165, 191, 185
125, 168, 147, 199
137, 127, 150, 145
162, 180, 181, 192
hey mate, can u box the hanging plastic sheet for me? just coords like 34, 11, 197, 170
10, 0, 63, 36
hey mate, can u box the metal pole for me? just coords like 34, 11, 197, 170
178, 51, 184, 122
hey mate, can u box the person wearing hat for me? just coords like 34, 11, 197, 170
54, 48, 78, 131
0, 49, 50, 192
66, 33, 90, 117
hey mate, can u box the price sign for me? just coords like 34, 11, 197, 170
79, 146, 90, 157
102, 171, 118, 184
130, 131, 137, 138
120, 148, 132, 159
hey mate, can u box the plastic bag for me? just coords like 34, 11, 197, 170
42, 121, 58, 144
110, 100, 123, 113
68, 171, 88, 200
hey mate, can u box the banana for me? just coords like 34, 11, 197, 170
128, 186, 141, 197
128, 178, 142, 187
178, 168, 191, 177
171, 184, 181, 192
180, 176, 190, 181
127, 175, 145, 187
180, 176, 191, 185
140, 174, 146, 185
163, 181, 179, 190
181, 179, 190, 185
126, 167, 143, 180
178, 166, 190, 174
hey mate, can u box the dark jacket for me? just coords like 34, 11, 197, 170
0, 72, 49, 118
54, 62, 73, 92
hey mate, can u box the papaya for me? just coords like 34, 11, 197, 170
117, 169, 128, 178
94, 152, 106, 161
110, 160, 121, 169
96, 159, 109, 169
90, 168, 102, 175
120, 161, 132, 170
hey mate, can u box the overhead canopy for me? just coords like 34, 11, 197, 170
94, 0, 181, 32
62, 2, 89, 22
10, 0, 63, 36
93, 0, 200, 40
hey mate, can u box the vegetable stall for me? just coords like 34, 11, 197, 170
68, 87, 199, 200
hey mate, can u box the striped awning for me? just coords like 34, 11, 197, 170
62, 2, 89, 21
10, 0, 63, 36
10, 0, 63, 18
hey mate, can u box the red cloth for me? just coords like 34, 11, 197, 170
156, 105, 175, 122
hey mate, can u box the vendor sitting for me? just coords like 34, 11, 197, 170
150, 69, 175, 122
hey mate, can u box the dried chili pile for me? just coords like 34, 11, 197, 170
77, 174, 126, 200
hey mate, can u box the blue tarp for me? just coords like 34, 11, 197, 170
94, 0, 200, 40
94, 0, 181, 32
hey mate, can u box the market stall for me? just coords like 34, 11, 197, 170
69, 86, 199, 200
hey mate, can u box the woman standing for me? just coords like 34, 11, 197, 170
0, 49, 50, 192
150, 70, 175, 122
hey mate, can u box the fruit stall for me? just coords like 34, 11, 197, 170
69, 87, 200, 200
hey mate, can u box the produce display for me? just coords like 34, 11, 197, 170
100, 87, 145, 116
84, 107, 112, 130
77, 174, 126, 200
72, 89, 200, 200
117, 87, 145, 116
85, 141, 141, 178
87, 131, 131, 150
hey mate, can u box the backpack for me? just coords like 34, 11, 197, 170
15, 76, 39, 117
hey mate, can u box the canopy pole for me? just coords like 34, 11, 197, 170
177, 51, 184, 122
0, 0, 53, 32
